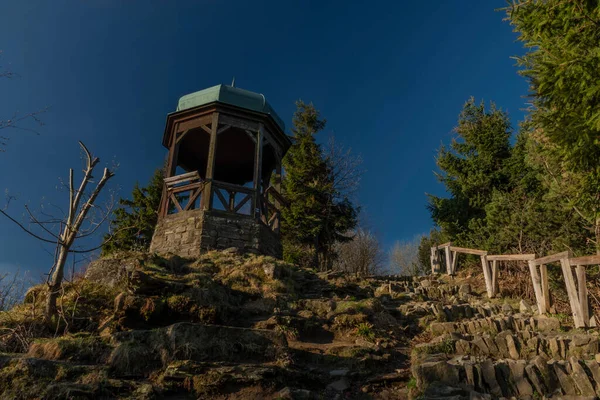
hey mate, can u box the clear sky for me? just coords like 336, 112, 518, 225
0, 1, 528, 280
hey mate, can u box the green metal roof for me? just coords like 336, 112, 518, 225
176, 84, 285, 131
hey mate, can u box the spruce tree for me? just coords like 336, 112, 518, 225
428, 98, 512, 246
506, 0, 600, 252
281, 101, 357, 269
102, 168, 163, 255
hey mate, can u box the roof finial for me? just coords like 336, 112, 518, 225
231, 77, 236, 87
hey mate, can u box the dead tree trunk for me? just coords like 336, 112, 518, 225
44, 142, 113, 322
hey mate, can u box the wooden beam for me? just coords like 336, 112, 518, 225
183, 187, 203, 211
528, 260, 546, 314
437, 242, 452, 248
199, 124, 212, 135
576, 265, 590, 326
244, 129, 258, 143
449, 246, 487, 256
491, 260, 499, 297
559, 257, 585, 328
480, 255, 493, 298
272, 158, 282, 233
486, 254, 536, 261
217, 125, 232, 135
568, 255, 600, 266
164, 171, 201, 185
444, 246, 452, 275
532, 251, 572, 266
451, 251, 458, 275
201, 112, 219, 210
540, 264, 551, 314
252, 123, 264, 218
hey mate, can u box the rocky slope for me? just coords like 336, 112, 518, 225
0, 250, 597, 399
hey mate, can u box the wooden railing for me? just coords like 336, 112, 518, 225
161, 173, 287, 233
161, 171, 204, 216
210, 180, 256, 216
260, 186, 287, 233
431, 241, 600, 328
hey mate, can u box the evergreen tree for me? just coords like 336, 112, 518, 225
102, 168, 163, 255
281, 101, 358, 269
506, 0, 600, 252
428, 98, 512, 246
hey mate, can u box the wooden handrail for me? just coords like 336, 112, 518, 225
211, 180, 255, 195
487, 254, 536, 261
531, 251, 572, 266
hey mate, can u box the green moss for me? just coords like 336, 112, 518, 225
28, 334, 111, 364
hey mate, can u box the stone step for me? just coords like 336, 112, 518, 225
109, 322, 289, 377
416, 330, 600, 361
413, 353, 600, 398
429, 314, 560, 337
399, 301, 505, 322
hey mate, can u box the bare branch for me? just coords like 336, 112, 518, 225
0, 209, 61, 244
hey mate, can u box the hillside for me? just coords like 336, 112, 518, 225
1, 250, 597, 399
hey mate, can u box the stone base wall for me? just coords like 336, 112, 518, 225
149, 209, 282, 259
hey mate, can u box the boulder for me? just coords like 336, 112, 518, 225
568, 357, 595, 396
552, 362, 578, 396
109, 322, 289, 376
501, 303, 513, 315
421, 280, 432, 288
507, 360, 533, 397
519, 300, 532, 314
413, 355, 460, 389
85, 255, 142, 289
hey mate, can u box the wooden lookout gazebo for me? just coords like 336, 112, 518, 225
149, 84, 291, 258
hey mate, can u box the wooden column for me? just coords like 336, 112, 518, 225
272, 156, 282, 233
528, 260, 546, 314
491, 260, 499, 297
576, 264, 589, 326
480, 255, 493, 298
252, 124, 264, 218
202, 112, 219, 210
559, 257, 585, 328
430, 247, 437, 274
444, 245, 453, 275
451, 251, 458, 275
540, 264, 551, 314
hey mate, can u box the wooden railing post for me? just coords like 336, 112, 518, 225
559, 257, 585, 328
480, 254, 493, 298
576, 264, 589, 327
444, 244, 453, 275
528, 260, 546, 314
540, 264, 551, 314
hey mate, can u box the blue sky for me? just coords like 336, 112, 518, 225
0, 1, 528, 280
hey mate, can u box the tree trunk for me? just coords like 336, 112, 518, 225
45, 244, 69, 323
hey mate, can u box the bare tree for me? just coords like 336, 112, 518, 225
333, 228, 385, 276
390, 235, 427, 276
0, 142, 114, 322
0, 50, 47, 151
324, 136, 363, 200
0, 270, 27, 311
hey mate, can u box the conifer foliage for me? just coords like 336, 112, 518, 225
102, 168, 164, 255
281, 101, 358, 269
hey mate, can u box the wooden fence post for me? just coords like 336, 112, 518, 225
527, 260, 546, 315
444, 245, 453, 276
480, 255, 493, 298
451, 251, 458, 275
559, 257, 585, 328
491, 260, 499, 297
540, 264, 551, 314
576, 264, 589, 327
